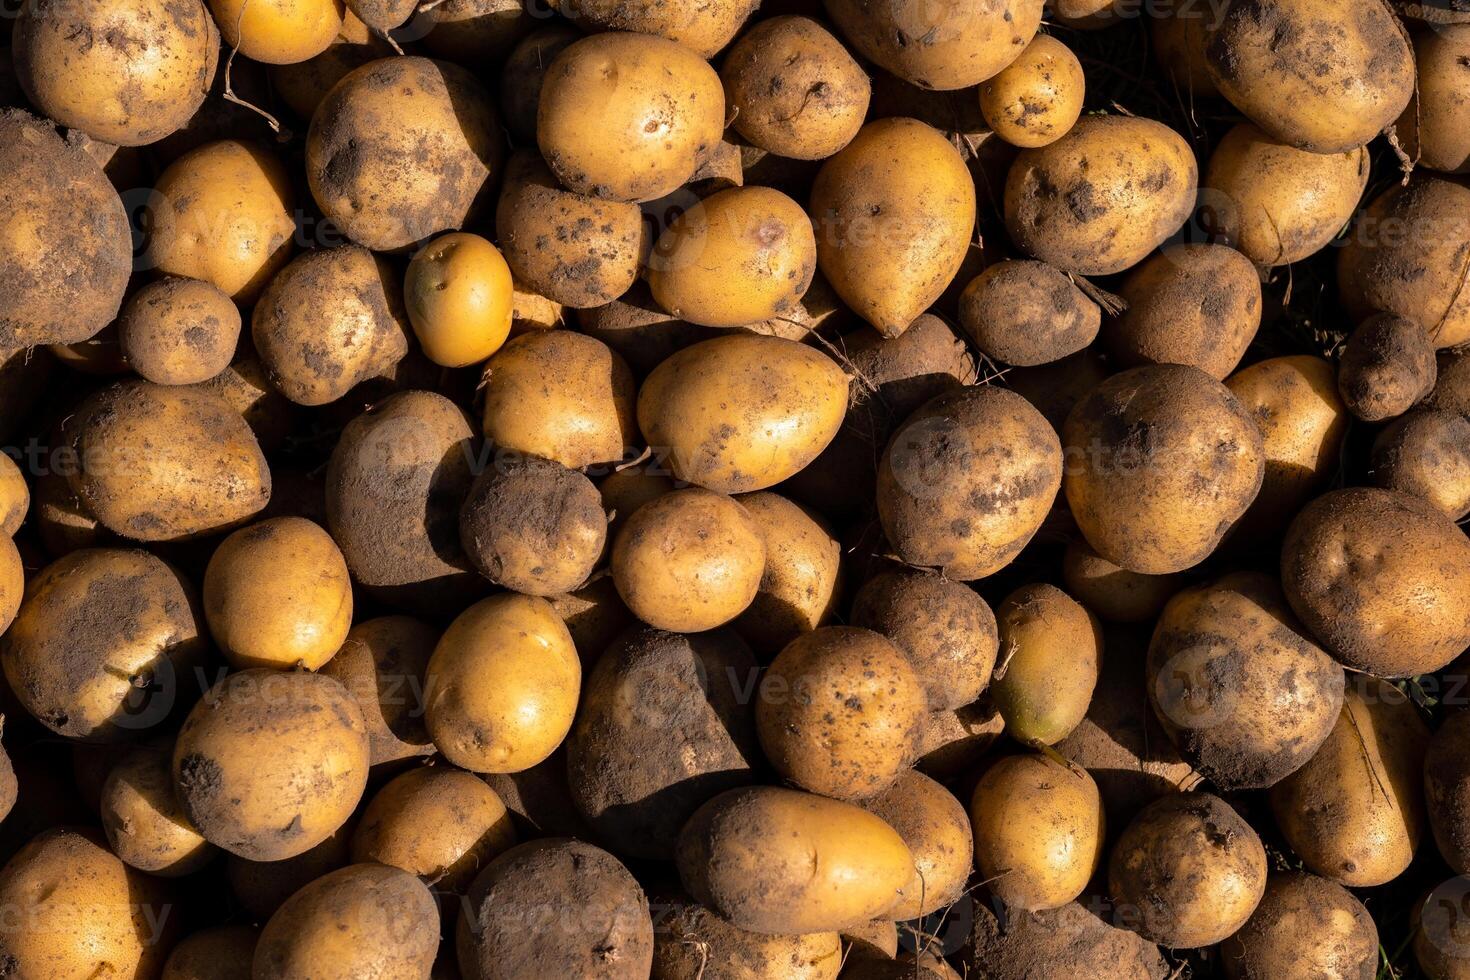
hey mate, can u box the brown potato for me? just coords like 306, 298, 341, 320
1221, 871, 1379, 980
317, 616, 436, 768
208, 0, 344, 64
966, 899, 1169, 979
101, 742, 215, 876
1426, 708, 1470, 874
1372, 408, 1470, 519
499, 25, 581, 144
118, 277, 241, 386
162, 925, 259, 980
270, 11, 392, 120
1062, 539, 1182, 624
862, 770, 973, 919
1337, 313, 1437, 422
1430, 346, 1470, 414
653, 892, 843, 980
733, 492, 841, 657
958, 260, 1100, 367
991, 583, 1101, 746
979, 35, 1086, 148
824, 0, 1044, 90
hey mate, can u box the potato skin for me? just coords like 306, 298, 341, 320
119, 276, 241, 386
1281, 488, 1470, 676
558, 0, 756, 58
209, 0, 344, 64
966, 899, 1169, 979
979, 35, 1085, 148
958, 260, 1100, 367
991, 583, 1100, 746
676, 786, 915, 935
824, 0, 1044, 90
862, 770, 973, 919
1337, 313, 1437, 422
270, 11, 391, 120
652, 892, 842, 980
1399, 24, 1470, 174
1221, 871, 1379, 980
1005, 115, 1197, 276
317, 616, 436, 767
733, 492, 842, 657
1371, 409, 1470, 519
101, 742, 215, 876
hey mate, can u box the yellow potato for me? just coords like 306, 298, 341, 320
1061, 538, 1182, 624
404, 232, 514, 367
863, 770, 973, 919
990, 583, 1100, 746
1371, 409, 1470, 519
118, 277, 242, 386
0, 534, 20, 637
653, 893, 842, 980
824, 0, 1045, 90
733, 491, 842, 657
1400, 24, 1470, 173
209, 0, 344, 65
1221, 872, 1379, 980
101, 742, 215, 876
979, 35, 1086, 148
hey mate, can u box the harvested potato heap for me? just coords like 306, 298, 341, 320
2, 1, 1470, 978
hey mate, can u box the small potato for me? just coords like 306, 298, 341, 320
958, 260, 1100, 367
173, 669, 370, 861
557, 0, 754, 57
1004, 115, 1198, 276
1399, 24, 1470, 174
810, 118, 976, 336
307, 57, 501, 251
209, 0, 343, 64
721, 16, 869, 160
877, 385, 1062, 580
1372, 409, 1470, 519
1426, 709, 1470, 875
653, 892, 842, 980
824, 0, 1044, 90
1146, 572, 1344, 790
101, 742, 215, 876
1105, 245, 1262, 380
405, 232, 514, 368
733, 492, 841, 657
991, 583, 1101, 746
499, 26, 581, 144
1337, 313, 1437, 422
1063, 364, 1265, 575
204, 517, 353, 670
757, 627, 927, 800
1221, 872, 1379, 980
1269, 679, 1428, 886
3, 548, 207, 740
162, 925, 260, 980
119, 277, 241, 386
317, 616, 436, 767
226, 826, 353, 920
1281, 488, 1470, 676
979, 35, 1085, 148
481, 331, 639, 470
270, 11, 392, 120
612, 488, 767, 633
537, 32, 724, 203
1062, 539, 1182, 624
1201, 123, 1370, 267
424, 594, 581, 773
971, 754, 1104, 912
677, 786, 915, 934
863, 770, 973, 919
458, 839, 653, 979
255, 863, 439, 978
1108, 792, 1267, 947
145, 139, 296, 303
0, 453, 29, 536
423, 0, 535, 64
916, 699, 1006, 778
967, 899, 1169, 979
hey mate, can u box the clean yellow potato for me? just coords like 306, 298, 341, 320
405, 232, 514, 367
119, 277, 242, 386
824, 0, 1045, 90
733, 491, 842, 657
990, 583, 1101, 746
101, 742, 216, 877
209, 0, 344, 65
979, 35, 1086, 148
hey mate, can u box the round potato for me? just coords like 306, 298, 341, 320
317, 616, 436, 767
1221, 871, 1379, 980
824, 0, 1044, 90
162, 925, 259, 980
226, 826, 353, 920
209, 0, 343, 64
967, 899, 1169, 979
809, 118, 976, 336
653, 892, 843, 980
1425, 709, 1470, 874
424, 594, 581, 773
991, 583, 1101, 746
1337, 313, 1437, 422
119, 277, 241, 386
1399, 23, 1470, 174
733, 492, 842, 657
537, 32, 724, 203
877, 384, 1062, 580
1371, 409, 1470, 519
101, 742, 215, 876
979, 35, 1085, 148
1004, 115, 1197, 276
863, 770, 972, 919
270, 11, 391, 120
958, 260, 1100, 367
1062, 364, 1265, 574
404, 232, 514, 368
556, 0, 754, 57
498, 25, 581, 143
1281, 487, 1470, 676
0, 453, 27, 538
1109, 791, 1267, 947
173, 669, 370, 861
1062, 539, 1181, 624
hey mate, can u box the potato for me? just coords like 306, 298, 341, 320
1109, 792, 1267, 947
1063, 364, 1265, 575
861, 770, 972, 919
424, 593, 581, 773
809, 118, 976, 336
0, 828, 176, 979
1151, 0, 1217, 98
317, 616, 435, 767
537, 32, 724, 203
958, 260, 1100, 367
967, 899, 1169, 979
653, 892, 842, 980
721, 16, 869, 160
1398, 24, 1470, 174
1224, 355, 1350, 536
193, 354, 297, 454
824, 0, 1044, 90
916, 699, 1005, 777
1269, 679, 1428, 886
756, 626, 927, 800
1372, 409, 1470, 519
174, 669, 369, 861
1105, 244, 1262, 380
1337, 313, 1437, 422
326, 390, 483, 613
208, 0, 343, 64
1431, 346, 1470, 414
118, 277, 241, 386
226, 825, 353, 920
2, 548, 207, 740
1006, 348, 1109, 435
732, 492, 841, 657
1338, 176, 1470, 348
255, 863, 439, 978
0, 454, 26, 540
1425, 709, 1470, 874
1281, 488, 1470, 676
677, 786, 915, 934
991, 583, 1101, 746
498, 25, 581, 143
307, 57, 501, 252
567, 627, 760, 859
0, 535, 19, 639
344, 0, 415, 31
1061, 539, 1181, 624
0, 110, 132, 348
1003, 115, 1197, 276
402, 232, 514, 368
877, 385, 1061, 580
1202, 0, 1414, 154
1146, 572, 1344, 790
270, 11, 391, 119
482, 330, 639, 470
162, 925, 260, 980
458, 839, 653, 979
557, 0, 755, 57
611, 488, 766, 633
1222, 871, 1378, 980
979, 35, 1085, 148
101, 742, 215, 876
971, 754, 1104, 912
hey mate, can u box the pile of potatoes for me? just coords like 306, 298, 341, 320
3, 0, 1470, 977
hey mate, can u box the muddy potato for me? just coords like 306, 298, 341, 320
162, 925, 260, 980
482, 330, 639, 470
1372, 409, 1470, 519
1282, 488, 1470, 676
809, 118, 976, 336
979, 35, 1085, 148
1109, 792, 1267, 947
537, 32, 724, 203
971, 754, 1104, 912
991, 584, 1101, 746
404, 232, 514, 368
425, 594, 581, 773
270, 11, 391, 119
733, 492, 841, 657
653, 892, 843, 980
677, 786, 915, 934
877, 385, 1061, 580
1425, 710, 1470, 874
557, 0, 755, 57
318, 616, 436, 767
118, 277, 241, 385
208, 0, 342, 63
227, 826, 353, 920
458, 839, 653, 980
101, 742, 215, 877
1432, 346, 1470, 415
967, 899, 1169, 979
862, 770, 972, 919
756, 626, 927, 800
1063, 364, 1265, 575
1146, 572, 1344, 790
1062, 539, 1181, 624
567, 627, 761, 859
1337, 313, 1437, 422
0, 454, 27, 538
1004, 115, 1197, 276
307, 57, 501, 252
1269, 679, 1428, 886
958, 260, 1100, 367
173, 669, 369, 861
1221, 871, 1378, 980
824, 0, 1043, 90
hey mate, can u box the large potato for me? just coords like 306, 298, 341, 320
824, 0, 1044, 90
991, 583, 1100, 746
101, 742, 215, 877
862, 770, 973, 919
317, 616, 436, 767
1220, 872, 1379, 980
653, 892, 842, 980
557, 0, 755, 57
1003, 115, 1197, 276
733, 492, 842, 657
809, 118, 976, 336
